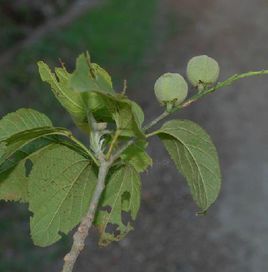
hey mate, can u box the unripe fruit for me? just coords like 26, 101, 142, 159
154, 73, 188, 106
187, 55, 220, 90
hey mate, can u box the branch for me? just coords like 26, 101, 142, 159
110, 138, 135, 162
143, 110, 170, 131
61, 158, 110, 272
60, 69, 268, 272
145, 69, 268, 135
179, 70, 268, 109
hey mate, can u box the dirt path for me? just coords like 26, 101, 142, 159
54, 1, 268, 271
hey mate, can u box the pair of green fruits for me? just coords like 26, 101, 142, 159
154, 55, 220, 107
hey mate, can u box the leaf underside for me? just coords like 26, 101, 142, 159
29, 144, 97, 247
70, 53, 114, 94
0, 138, 53, 202
38, 55, 144, 139
86, 91, 145, 138
0, 108, 93, 202
0, 109, 53, 202
95, 164, 141, 246
157, 120, 221, 212
0, 108, 52, 142
120, 140, 152, 173
38, 61, 88, 131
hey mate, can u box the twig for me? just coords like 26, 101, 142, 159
61, 157, 110, 272
110, 139, 135, 162
178, 70, 268, 110
143, 110, 170, 131
144, 69, 268, 134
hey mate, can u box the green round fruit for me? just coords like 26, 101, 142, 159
154, 73, 188, 106
187, 55, 220, 90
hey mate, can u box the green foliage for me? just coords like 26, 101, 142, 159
38, 54, 144, 139
38, 61, 88, 131
0, 1, 159, 269
0, 108, 94, 203
0, 0, 157, 124
70, 53, 114, 94
85, 91, 145, 138
1, 51, 268, 271
29, 145, 97, 247
0, 139, 53, 202
155, 120, 221, 212
95, 164, 141, 246
0, 142, 6, 161
0, 108, 52, 141
131, 101, 144, 128
0, 109, 56, 202
120, 140, 152, 173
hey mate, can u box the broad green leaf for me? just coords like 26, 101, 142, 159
156, 120, 221, 211
90, 63, 113, 93
0, 133, 94, 203
38, 61, 88, 131
131, 101, 144, 127
120, 140, 152, 173
0, 109, 58, 202
86, 91, 145, 138
0, 142, 6, 164
0, 107, 95, 163
5, 127, 68, 146
1, 125, 93, 169
29, 145, 97, 247
70, 53, 114, 94
95, 165, 141, 246
0, 109, 96, 202
0, 108, 52, 142
0, 139, 55, 202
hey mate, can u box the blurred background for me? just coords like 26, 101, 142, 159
1, 0, 268, 271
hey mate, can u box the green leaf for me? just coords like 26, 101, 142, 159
70, 53, 114, 94
0, 142, 6, 164
1, 123, 93, 169
131, 101, 144, 127
95, 165, 141, 246
0, 132, 94, 203
0, 108, 52, 142
5, 127, 67, 146
156, 120, 221, 211
120, 140, 152, 173
0, 139, 55, 202
86, 91, 145, 138
29, 145, 97, 247
1, 128, 91, 166
90, 63, 113, 93
0, 109, 96, 202
0, 109, 58, 168
38, 61, 88, 131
